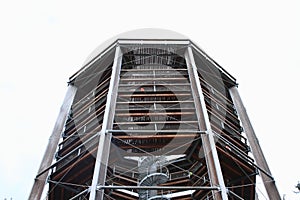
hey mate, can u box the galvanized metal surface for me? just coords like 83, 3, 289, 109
98, 185, 220, 190
89, 46, 123, 200
185, 46, 228, 200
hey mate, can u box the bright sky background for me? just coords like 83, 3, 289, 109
0, 0, 299, 199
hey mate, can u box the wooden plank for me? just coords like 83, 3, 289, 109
116, 111, 195, 117
113, 174, 138, 184
117, 100, 194, 104
119, 83, 191, 86
229, 86, 281, 200
29, 84, 77, 200
114, 134, 197, 139
114, 120, 198, 125
115, 107, 194, 112
118, 93, 190, 97
121, 77, 186, 81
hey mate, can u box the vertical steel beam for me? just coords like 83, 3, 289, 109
185, 46, 228, 200
29, 84, 77, 200
229, 86, 281, 199
89, 45, 122, 200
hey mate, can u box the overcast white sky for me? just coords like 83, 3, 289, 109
0, 0, 299, 199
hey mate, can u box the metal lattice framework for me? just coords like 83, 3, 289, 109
29, 29, 281, 200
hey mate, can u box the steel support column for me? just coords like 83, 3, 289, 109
29, 84, 77, 200
89, 46, 122, 200
229, 86, 281, 200
185, 46, 228, 200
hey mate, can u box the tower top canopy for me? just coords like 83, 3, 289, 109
82, 28, 189, 67
70, 28, 236, 85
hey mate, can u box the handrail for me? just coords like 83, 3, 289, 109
36, 133, 99, 178
71, 76, 110, 110
214, 131, 274, 179
215, 131, 252, 162
200, 77, 233, 105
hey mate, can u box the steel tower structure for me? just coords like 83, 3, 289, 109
29, 29, 281, 200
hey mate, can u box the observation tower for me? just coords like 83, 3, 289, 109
29, 29, 280, 200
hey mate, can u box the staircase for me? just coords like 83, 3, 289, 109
138, 156, 169, 200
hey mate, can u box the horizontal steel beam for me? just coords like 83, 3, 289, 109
97, 185, 219, 191
118, 39, 190, 45
114, 134, 199, 139
106, 130, 207, 134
